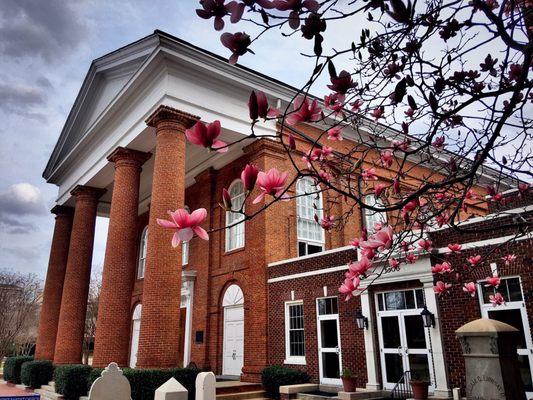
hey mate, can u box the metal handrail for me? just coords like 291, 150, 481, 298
389, 370, 412, 399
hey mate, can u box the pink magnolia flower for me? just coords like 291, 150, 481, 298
347, 257, 372, 278
373, 222, 383, 231
361, 247, 376, 260
318, 170, 332, 182
220, 32, 252, 64
485, 276, 501, 288
361, 167, 378, 181
241, 164, 259, 191
327, 70, 357, 99
463, 282, 477, 297
502, 254, 516, 265
248, 90, 280, 120
432, 136, 445, 150
389, 258, 400, 269
321, 146, 333, 158
196, 0, 245, 31
324, 93, 344, 116
360, 225, 393, 252
350, 99, 363, 112
518, 183, 530, 196
286, 96, 322, 125
489, 292, 505, 306
320, 215, 335, 230
349, 237, 360, 247
392, 139, 411, 152
327, 126, 343, 141
467, 255, 482, 266
374, 183, 387, 198
339, 276, 360, 301
253, 168, 289, 204
432, 262, 453, 274
185, 120, 228, 153
405, 252, 418, 264
287, 134, 296, 150
157, 208, 209, 247
434, 281, 452, 295
380, 150, 394, 167
418, 239, 433, 252
273, 0, 320, 29
222, 188, 232, 210
447, 243, 462, 253
370, 106, 385, 120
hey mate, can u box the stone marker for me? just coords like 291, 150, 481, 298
195, 372, 216, 400
88, 362, 131, 400
155, 377, 188, 400
456, 318, 526, 400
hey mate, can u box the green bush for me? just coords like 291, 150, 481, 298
3, 356, 33, 384
86, 366, 199, 400
261, 365, 310, 399
54, 364, 92, 400
21, 360, 54, 388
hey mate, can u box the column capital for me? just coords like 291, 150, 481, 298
107, 147, 152, 168
51, 205, 74, 217
70, 185, 106, 200
145, 105, 199, 129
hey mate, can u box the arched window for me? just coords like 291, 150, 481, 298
296, 177, 324, 256
363, 194, 388, 232
225, 180, 246, 251
137, 227, 148, 279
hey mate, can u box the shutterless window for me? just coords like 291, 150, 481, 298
296, 177, 324, 256
364, 194, 387, 231
286, 302, 305, 358
226, 180, 246, 251
137, 226, 148, 279
481, 277, 523, 304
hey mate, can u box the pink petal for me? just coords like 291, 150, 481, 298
194, 226, 210, 241
188, 208, 208, 226
212, 139, 229, 153
157, 218, 177, 229
178, 227, 194, 243
252, 192, 266, 204
172, 232, 181, 248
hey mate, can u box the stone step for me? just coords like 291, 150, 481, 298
41, 384, 56, 392
216, 390, 267, 400
216, 382, 262, 395
47, 381, 56, 389
35, 388, 64, 400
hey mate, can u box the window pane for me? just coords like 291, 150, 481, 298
405, 290, 416, 309
364, 194, 387, 231
320, 319, 339, 348
317, 298, 338, 315
384, 354, 403, 383
487, 309, 527, 349
385, 291, 405, 310
506, 278, 523, 302
296, 178, 324, 246
415, 289, 425, 308
382, 316, 401, 348
287, 304, 305, 357
322, 352, 340, 379
226, 181, 246, 251
518, 355, 533, 392
409, 354, 430, 382
404, 315, 427, 349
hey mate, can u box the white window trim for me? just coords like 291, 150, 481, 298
363, 194, 388, 231
284, 300, 306, 365
137, 226, 148, 279
296, 178, 324, 255
225, 180, 246, 252
476, 275, 525, 307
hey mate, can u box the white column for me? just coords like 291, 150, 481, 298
360, 289, 381, 390
182, 271, 196, 367
422, 278, 452, 398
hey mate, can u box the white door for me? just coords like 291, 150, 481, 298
223, 305, 244, 376
376, 289, 434, 391
479, 277, 533, 399
129, 304, 142, 368
317, 297, 342, 385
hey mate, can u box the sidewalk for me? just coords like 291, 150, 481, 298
0, 381, 37, 398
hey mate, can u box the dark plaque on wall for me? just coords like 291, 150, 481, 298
195, 330, 204, 344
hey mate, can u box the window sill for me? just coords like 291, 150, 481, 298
284, 357, 306, 366
224, 246, 246, 256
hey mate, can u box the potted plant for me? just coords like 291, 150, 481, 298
340, 368, 357, 392
409, 372, 430, 400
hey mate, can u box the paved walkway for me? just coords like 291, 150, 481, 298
0, 381, 36, 397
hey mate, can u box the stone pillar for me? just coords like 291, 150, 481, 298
92, 148, 151, 368
35, 205, 74, 360
456, 318, 526, 400
136, 105, 198, 368
54, 185, 104, 365
359, 287, 381, 390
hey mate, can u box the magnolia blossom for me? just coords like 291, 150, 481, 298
320, 215, 335, 230
286, 96, 322, 125
389, 258, 400, 269
157, 208, 209, 247
374, 183, 387, 198
253, 168, 289, 204
502, 254, 516, 265
349, 238, 360, 247
327, 126, 343, 141
222, 188, 232, 210
447, 243, 462, 252
489, 292, 505, 306
347, 256, 372, 278
324, 93, 344, 116
418, 239, 433, 252
327, 70, 357, 100
485, 276, 501, 288
350, 99, 363, 111
241, 164, 259, 191
196, 0, 245, 31
467, 255, 482, 266
432, 136, 446, 149
339, 276, 360, 301
360, 225, 393, 252
370, 106, 384, 120
432, 262, 453, 274
463, 282, 477, 297
405, 252, 418, 263
380, 150, 394, 167
273, 0, 320, 29
185, 120, 228, 152
248, 90, 280, 120
220, 32, 252, 64
361, 167, 378, 181
434, 281, 452, 295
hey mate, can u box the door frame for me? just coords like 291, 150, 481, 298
222, 303, 245, 376
375, 289, 435, 391
316, 296, 343, 386
477, 275, 533, 399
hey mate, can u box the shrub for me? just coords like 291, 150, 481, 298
261, 365, 310, 399
21, 360, 54, 388
54, 364, 92, 400
3, 356, 33, 384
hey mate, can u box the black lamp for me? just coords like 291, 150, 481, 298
420, 305, 435, 328
355, 309, 368, 330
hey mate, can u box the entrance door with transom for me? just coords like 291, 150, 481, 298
317, 297, 343, 385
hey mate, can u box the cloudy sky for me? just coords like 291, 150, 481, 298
0, 0, 337, 278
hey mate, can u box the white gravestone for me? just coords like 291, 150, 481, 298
155, 377, 188, 400
195, 372, 216, 400
88, 362, 131, 400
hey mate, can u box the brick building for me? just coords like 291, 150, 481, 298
34, 30, 530, 396
267, 192, 532, 397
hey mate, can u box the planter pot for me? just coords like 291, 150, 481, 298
410, 380, 429, 400
341, 377, 357, 392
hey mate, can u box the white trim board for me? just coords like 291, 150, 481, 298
268, 245, 353, 268
436, 233, 532, 254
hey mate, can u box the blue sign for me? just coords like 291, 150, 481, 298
0, 395, 40, 399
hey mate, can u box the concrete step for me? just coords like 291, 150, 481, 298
35, 388, 64, 400
41, 384, 56, 392
217, 390, 267, 400
216, 382, 262, 395
47, 381, 56, 389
